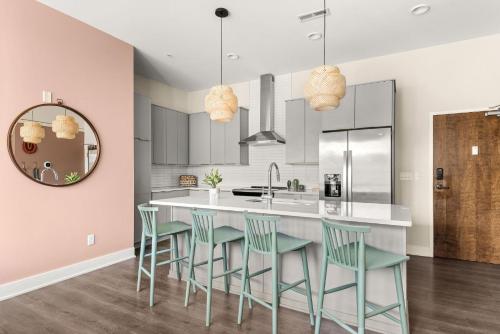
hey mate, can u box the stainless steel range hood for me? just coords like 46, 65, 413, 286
239, 74, 285, 145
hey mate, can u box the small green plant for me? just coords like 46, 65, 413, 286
65, 172, 80, 184
202, 168, 223, 188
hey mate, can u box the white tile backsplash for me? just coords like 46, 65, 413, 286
151, 73, 320, 190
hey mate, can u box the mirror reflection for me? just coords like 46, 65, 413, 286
8, 104, 100, 186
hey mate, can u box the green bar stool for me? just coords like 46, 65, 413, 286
237, 213, 315, 334
184, 209, 253, 327
315, 218, 409, 334
137, 203, 194, 307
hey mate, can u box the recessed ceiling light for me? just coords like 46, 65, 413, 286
166, 54, 173, 58
307, 32, 323, 41
226, 53, 239, 60
410, 4, 431, 16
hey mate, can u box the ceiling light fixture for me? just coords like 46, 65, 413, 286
204, 8, 238, 123
410, 4, 431, 16
304, 0, 346, 112
226, 52, 239, 60
20, 109, 45, 144
307, 32, 323, 40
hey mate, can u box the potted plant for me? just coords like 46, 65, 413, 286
203, 168, 222, 202
64, 172, 80, 184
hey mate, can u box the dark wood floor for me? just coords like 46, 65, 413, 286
1, 255, 499, 334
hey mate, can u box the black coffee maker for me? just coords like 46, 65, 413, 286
324, 173, 341, 198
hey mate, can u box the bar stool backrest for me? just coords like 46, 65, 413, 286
243, 213, 279, 254
138, 204, 158, 237
321, 218, 371, 271
191, 209, 216, 244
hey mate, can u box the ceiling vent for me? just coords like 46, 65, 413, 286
298, 8, 330, 22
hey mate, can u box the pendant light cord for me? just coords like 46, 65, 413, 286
220, 16, 223, 86
323, 0, 326, 66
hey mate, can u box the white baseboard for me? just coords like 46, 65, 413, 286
0, 248, 135, 301
407, 244, 433, 257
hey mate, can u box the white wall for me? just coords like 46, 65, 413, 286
142, 33, 500, 256
134, 74, 189, 112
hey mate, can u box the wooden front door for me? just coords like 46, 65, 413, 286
433, 111, 500, 264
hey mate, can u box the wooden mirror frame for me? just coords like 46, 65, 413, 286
7, 103, 101, 187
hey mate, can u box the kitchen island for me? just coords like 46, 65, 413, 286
150, 193, 411, 334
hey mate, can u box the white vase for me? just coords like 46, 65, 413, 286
209, 187, 220, 204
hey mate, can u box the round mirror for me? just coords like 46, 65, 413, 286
7, 103, 101, 187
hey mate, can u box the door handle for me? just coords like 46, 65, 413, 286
435, 184, 450, 190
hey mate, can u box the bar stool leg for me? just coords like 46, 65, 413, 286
172, 234, 181, 280
238, 239, 250, 324
314, 250, 328, 334
394, 264, 409, 334
300, 247, 315, 326
185, 231, 196, 293
149, 235, 158, 307
205, 244, 214, 326
271, 251, 279, 334
184, 233, 196, 307
239, 239, 253, 308
356, 268, 366, 334
137, 231, 146, 292
222, 242, 230, 294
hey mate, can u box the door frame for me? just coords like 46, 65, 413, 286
428, 106, 492, 257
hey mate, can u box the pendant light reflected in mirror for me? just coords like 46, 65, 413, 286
304, 0, 346, 111
20, 109, 45, 144
205, 7, 238, 123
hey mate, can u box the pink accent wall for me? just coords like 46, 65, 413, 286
0, 0, 134, 284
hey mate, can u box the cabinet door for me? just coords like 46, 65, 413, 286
285, 99, 305, 164
210, 120, 225, 164
304, 103, 321, 163
177, 112, 189, 165
225, 108, 249, 165
354, 80, 394, 128
134, 93, 151, 140
189, 112, 211, 165
165, 108, 178, 164
151, 105, 166, 165
321, 85, 355, 131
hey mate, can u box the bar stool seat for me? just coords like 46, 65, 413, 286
213, 225, 246, 244
332, 243, 409, 270
157, 220, 191, 236
275, 233, 312, 253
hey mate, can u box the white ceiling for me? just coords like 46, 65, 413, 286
39, 0, 500, 91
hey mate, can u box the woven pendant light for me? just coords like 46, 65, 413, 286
204, 8, 238, 123
304, 0, 346, 111
20, 121, 45, 144
52, 113, 79, 139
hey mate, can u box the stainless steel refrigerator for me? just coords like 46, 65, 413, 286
319, 127, 393, 203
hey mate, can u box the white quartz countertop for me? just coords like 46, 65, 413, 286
151, 186, 319, 195
150, 193, 411, 227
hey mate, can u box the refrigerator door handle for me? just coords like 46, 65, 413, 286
343, 151, 348, 202
347, 150, 353, 202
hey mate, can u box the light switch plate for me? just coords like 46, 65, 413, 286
87, 234, 95, 246
42, 91, 52, 103
472, 146, 479, 156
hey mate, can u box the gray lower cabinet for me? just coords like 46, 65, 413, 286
189, 112, 211, 165
177, 112, 189, 165
285, 99, 320, 164
152, 105, 166, 164
151, 190, 189, 225
321, 85, 355, 131
355, 80, 394, 128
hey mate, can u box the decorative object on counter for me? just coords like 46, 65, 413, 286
51, 99, 79, 139
292, 178, 300, 192
204, 7, 238, 123
287, 180, 292, 191
299, 184, 306, 192
304, 0, 346, 111
7, 102, 100, 187
203, 168, 223, 203
64, 172, 80, 184
179, 175, 198, 187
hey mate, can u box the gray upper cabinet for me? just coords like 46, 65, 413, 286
177, 112, 189, 165
321, 85, 355, 131
210, 120, 225, 164
354, 80, 394, 128
151, 105, 166, 165
165, 108, 178, 165
189, 112, 211, 165
134, 93, 151, 140
286, 99, 320, 164
225, 107, 249, 165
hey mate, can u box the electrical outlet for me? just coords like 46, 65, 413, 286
42, 91, 52, 103
87, 234, 95, 246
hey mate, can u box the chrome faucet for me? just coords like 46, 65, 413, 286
262, 162, 280, 202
